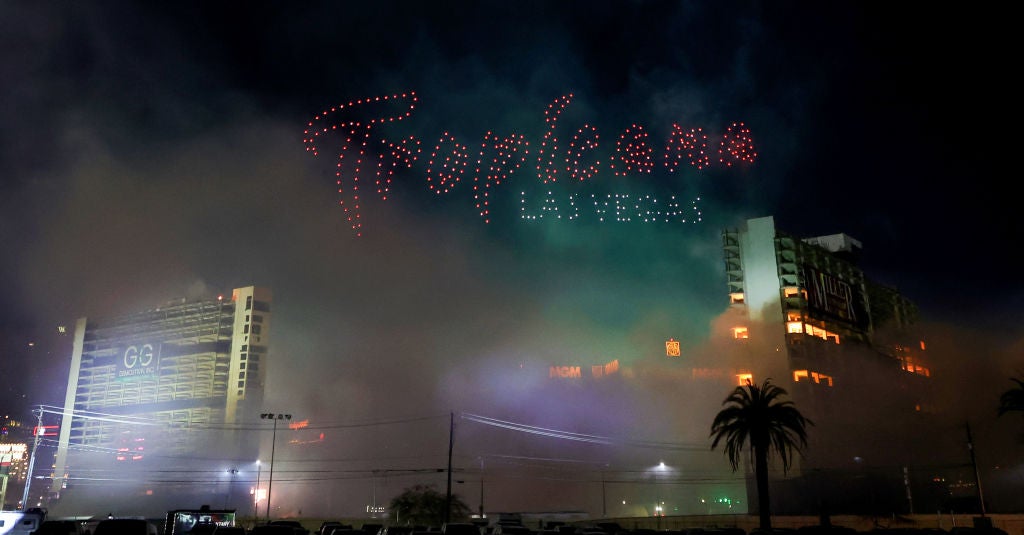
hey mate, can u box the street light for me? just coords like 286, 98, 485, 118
252, 460, 261, 522
225, 468, 239, 508
261, 412, 291, 522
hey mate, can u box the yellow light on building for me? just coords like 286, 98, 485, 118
665, 338, 681, 357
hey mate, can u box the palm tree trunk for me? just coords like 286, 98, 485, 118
755, 445, 771, 530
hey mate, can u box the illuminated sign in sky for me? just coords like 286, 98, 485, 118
304, 92, 756, 235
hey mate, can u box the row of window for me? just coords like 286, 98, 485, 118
794, 369, 833, 386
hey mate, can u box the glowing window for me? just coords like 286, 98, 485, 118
736, 373, 753, 386
729, 292, 745, 304
783, 287, 801, 298
793, 370, 809, 382
811, 372, 834, 386
732, 327, 749, 339
787, 321, 804, 334
786, 312, 802, 322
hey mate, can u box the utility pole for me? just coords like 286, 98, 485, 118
225, 468, 238, 509
21, 406, 43, 509
966, 422, 986, 516
261, 412, 292, 522
902, 466, 913, 515
445, 412, 454, 525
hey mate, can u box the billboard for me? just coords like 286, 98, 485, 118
802, 266, 869, 328
116, 342, 161, 380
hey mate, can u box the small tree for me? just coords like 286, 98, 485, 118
388, 484, 472, 527
710, 379, 812, 530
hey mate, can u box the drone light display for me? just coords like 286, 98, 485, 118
303, 92, 756, 236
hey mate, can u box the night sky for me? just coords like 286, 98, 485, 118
1, 1, 1021, 516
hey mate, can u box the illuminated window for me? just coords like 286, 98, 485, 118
737, 373, 753, 386
794, 369, 832, 386
732, 327, 749, 339
811, 372, 834, 386
786, 312, 802, 322
787, 321, 804, 334
783, 286, 800, 298
729, 292, 745, 304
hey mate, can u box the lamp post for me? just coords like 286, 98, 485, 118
261, 412, 291, 522
225, 468, 238, 508
253, 460, 261, 523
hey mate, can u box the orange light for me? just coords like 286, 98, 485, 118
288, 419, 309, 430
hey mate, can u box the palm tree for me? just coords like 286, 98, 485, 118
710, 379, 812, 530
998, 377, 1024, 418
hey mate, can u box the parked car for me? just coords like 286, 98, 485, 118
360, 525, 383, 535
93, 519, 159, 535
319, 523, 349, 535
268, 522, 309, 535
492, 526, 531, 535
251, 526, 300, 535
441, 524, 480, 535
33, 520, 83, 535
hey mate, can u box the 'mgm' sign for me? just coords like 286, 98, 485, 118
117, 343, 161, 379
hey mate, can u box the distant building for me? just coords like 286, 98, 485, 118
50, 286, 271, 495
1, 416, 32, 509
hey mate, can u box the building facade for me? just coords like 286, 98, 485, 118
721, 217, 950, 513
50, 286, 271, 495
1, 416, 31, 509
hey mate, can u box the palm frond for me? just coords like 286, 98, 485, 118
709, 378, 813, 474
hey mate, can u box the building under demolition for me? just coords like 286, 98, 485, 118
719, 216, 975, 515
